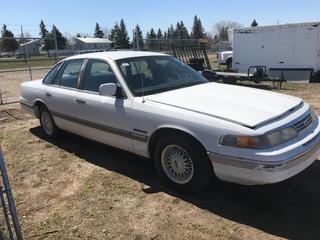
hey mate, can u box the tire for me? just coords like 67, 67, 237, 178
223, 77, 237, 84
310, 71, 320, 83
154, 134, 213, 193
39, 106, 59, 138
226, 58, 232, 69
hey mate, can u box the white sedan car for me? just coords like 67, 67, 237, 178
20, 51, 320, 192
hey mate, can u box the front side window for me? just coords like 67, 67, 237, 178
43, 62, 62, 84
82, 60, 117, 92
116, 56, 208, 96
59, 60, 84, 88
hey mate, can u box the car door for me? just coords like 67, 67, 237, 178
75, 59, 133, 151
44, 59, 84, 133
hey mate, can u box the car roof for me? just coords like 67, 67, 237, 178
65, 51, 169, 61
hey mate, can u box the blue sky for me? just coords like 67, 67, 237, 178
1, 0, 320, 38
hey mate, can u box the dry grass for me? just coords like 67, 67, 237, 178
0, 83, 320, 239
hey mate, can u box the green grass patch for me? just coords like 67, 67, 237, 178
0, 56, 65, 70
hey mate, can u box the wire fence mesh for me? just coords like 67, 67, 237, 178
0, 67, 51, 104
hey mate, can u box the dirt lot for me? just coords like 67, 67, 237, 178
0, 82, 320, 239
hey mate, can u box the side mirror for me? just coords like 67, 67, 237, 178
99, 83, 117, 97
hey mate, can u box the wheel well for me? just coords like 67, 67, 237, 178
33, 101, 47, 118
148, 128, 207, 159
226, 57, 232, 64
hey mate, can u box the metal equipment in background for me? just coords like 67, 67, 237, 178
0, 147, 23, 240
172, 45, 286, 89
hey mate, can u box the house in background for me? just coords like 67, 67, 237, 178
18, 39, 40, 57
73, 37, 112, 50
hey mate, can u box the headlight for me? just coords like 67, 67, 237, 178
220, 127, 298, 149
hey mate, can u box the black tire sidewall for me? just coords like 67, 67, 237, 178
154, 135, 213, 193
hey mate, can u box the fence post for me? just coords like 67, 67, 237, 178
0, 89, 3, 105
0, 147, 23, 240
28, 65, 33, 80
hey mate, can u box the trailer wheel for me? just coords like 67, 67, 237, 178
226, 57, 232, 69
223, 77, 237, 84
310, 71, 320, 83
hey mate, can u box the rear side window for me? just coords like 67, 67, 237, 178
82, 60, 117, 92
59, 60, 84, 88
43, 63, 62, 84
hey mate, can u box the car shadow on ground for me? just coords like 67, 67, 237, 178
30, 127, 320, 240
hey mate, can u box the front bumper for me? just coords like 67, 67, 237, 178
208, 133, 320, 185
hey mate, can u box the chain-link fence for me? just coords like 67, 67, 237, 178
0, 35, 61, 105
0, 67, 51, 104
142, 38, 209, 53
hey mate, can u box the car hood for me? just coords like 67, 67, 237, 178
145, 82, 302, 128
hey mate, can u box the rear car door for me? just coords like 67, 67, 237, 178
75, 59, 133, 151
44, 59, 84, 133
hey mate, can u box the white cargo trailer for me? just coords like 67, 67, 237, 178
232, 22, 320, 82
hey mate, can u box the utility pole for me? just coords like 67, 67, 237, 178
20, 25, 27, 63
53, 26, 58, 62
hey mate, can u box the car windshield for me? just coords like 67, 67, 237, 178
116, 56, 208, 96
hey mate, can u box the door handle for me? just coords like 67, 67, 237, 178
46, 92, 52, 97
76, 98, 86, 104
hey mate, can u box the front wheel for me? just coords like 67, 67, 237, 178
154, 135, 213, 193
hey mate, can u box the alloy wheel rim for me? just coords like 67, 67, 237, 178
41, 112, 53, 135
161, 144, 194, 184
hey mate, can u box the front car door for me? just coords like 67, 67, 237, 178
75, 59, 133, 152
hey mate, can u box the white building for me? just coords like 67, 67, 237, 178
74, 37, 112, 50
18, 39, 40, 56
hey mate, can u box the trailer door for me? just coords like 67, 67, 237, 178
233, 30, 263, 72
261, 28, 295, 69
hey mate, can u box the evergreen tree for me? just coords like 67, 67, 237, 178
119, 19, 130, 48
156, 28, 163, 39
109, 22, 121, 47
174, 22, 181, 38
251, 19, 258, 27
167, 24, 175, 39
176, 21, 189, 39
52, 25, 67, 49
163, 31, 168, 39
0, 24, 19, 53
39, 20, 54, 56
94, 23, 104, 38
110, 19, 130, 49
132, 24, 144, 49
148, 28, 156, 39
191, 15, 205, 39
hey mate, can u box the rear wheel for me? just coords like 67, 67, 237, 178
154, 135, 213, 193
39, 107, 59, 138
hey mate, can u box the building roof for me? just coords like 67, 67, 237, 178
76, 37, 112, 44
19, 39, 40, 47
66, 51, 168, 61
234, 21, 320, 33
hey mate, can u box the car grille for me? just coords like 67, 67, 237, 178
293, 114, 313, 132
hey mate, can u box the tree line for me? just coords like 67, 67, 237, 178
0, 18, 259, 53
